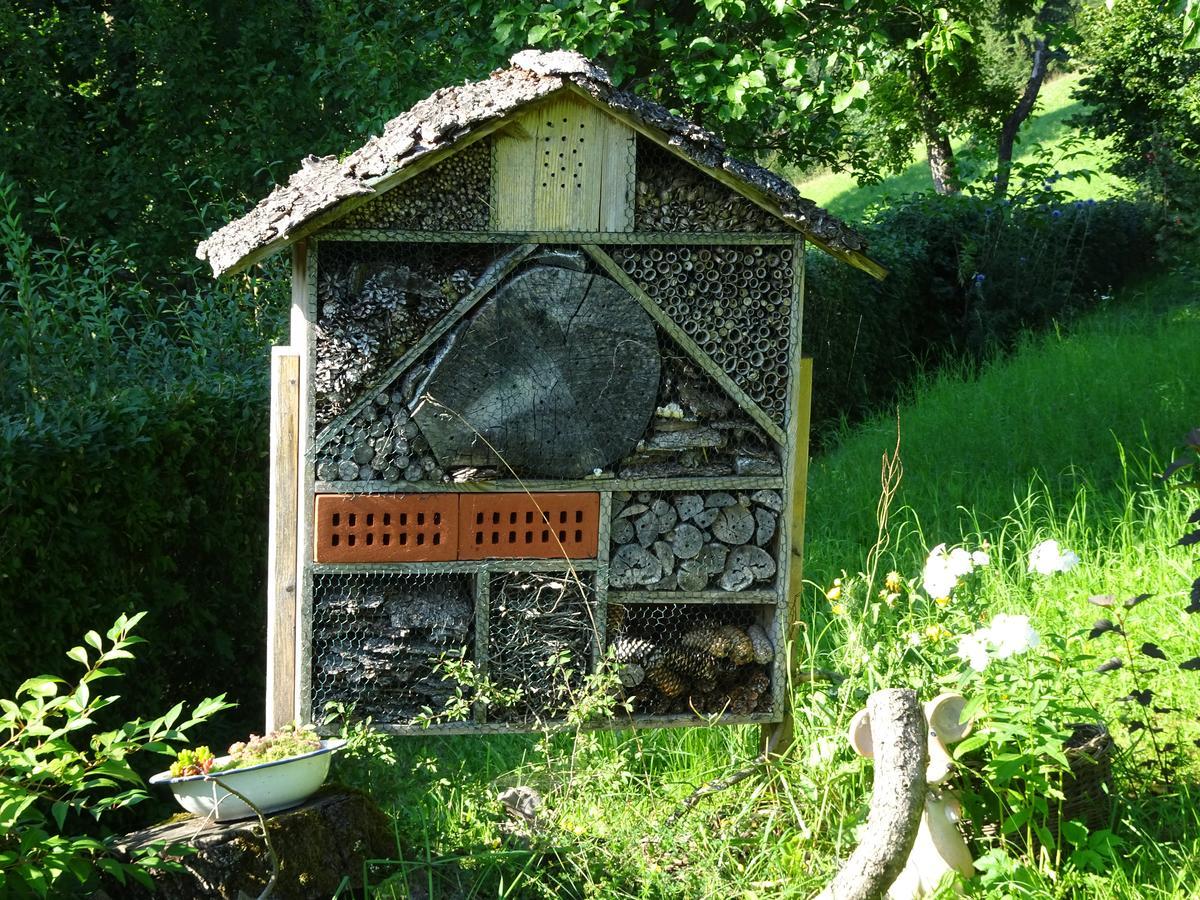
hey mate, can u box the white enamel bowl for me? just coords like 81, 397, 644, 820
150, 738, 346, 822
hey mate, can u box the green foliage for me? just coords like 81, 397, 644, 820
222, 723, 321, 770
803, 182, 1156, 444
0, 612, 231, 898
1072, 1, 1200, 221
0, 177, 283, 739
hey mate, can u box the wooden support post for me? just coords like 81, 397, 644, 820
266, 348, 301, 731
761, 357, 813, 758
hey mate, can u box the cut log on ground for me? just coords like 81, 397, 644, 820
815, 689, 927, 900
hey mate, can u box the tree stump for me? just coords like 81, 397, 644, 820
107, 788, 391, 900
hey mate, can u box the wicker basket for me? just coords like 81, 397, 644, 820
1048, 723, 1117, 840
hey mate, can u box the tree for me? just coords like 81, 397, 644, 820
489, 0, 1063, 194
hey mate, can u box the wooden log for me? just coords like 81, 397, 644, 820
414, 265, 660, 478
814, 689, 928, 900
107, 789, 392, 900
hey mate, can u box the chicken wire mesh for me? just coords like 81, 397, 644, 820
607, 602, 775, 717
485, 571, 598, 725
610, 489, 782, 592
314, 241, 517, 432
310, 571, 475, 726
606, 243, 794, 427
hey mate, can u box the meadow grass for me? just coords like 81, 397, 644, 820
797, 72, 1135, 223
331, 257, 1200, 898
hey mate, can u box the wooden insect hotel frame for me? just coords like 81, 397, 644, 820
198, 51, 883, 745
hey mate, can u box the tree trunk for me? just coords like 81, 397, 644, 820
911, 64, 958, 195
995, 35, 1050, 198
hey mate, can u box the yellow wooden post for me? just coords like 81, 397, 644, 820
761, 357, 813, 758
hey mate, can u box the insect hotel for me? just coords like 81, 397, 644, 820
197, 51, 882, 741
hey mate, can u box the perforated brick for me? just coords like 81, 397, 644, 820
458, 493, 600, 560
313, 494, 458, 563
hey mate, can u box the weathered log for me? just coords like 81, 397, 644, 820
815, 689, 927, 900
414, 265, 660, 478
107, 789, 392, 900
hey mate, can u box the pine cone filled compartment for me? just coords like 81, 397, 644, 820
606, 602, 777, 720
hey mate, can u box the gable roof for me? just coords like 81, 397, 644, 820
196, 50, 883, 279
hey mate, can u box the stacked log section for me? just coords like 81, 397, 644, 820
310, 573, 474, 723
607, 244, 793, 426
315, 383, 445, 484
340, 139, 492, 231
634, 139, 785, 233
609, 490, 782, 592
314, 242, 511, 430
616, 342, 781, 479
486, 573, 595, 723
607, 603, 775, 716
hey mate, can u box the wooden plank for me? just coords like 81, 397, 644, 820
313, 476, 784, 494
296, 242, 317, 725
317, 229, 798, 245
493, 94, 635, 232
761, 357, 813, 759
308, 243, 538, 458
473, 572, 490, 724
582, 244, 788, 446
266, 349, 301, 731
608, 590, 777, 605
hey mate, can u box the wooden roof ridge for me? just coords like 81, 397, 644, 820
196, 49, 883, 279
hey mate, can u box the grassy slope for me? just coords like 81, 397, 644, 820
335, 259, 1200, 899
799, 72, 1134, 223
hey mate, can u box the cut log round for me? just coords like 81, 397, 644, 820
610, 543, 663, 588
414, 266, 660, 478
712, 504, 756, 545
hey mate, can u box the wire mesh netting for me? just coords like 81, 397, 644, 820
607, 243, 795, 427
338, 139, 492, 231
609, 489, 782, 592
314, 241, 517, 432
311, 571, 474, 726
634, 139, 789, 233
485, 572, 597, 724
607, 602, 775, 717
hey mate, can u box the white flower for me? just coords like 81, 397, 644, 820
906, 631, 922, 647
947, 547, 975, 578
1028, 539, 1080, 575
985, 614, 1040, 659
955, 632, 991, 672
805, 736, 842, 768
922, 544, 960, 599
971, 550, 991, 567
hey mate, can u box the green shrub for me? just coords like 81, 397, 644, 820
0, 178, 285, 740
803, 187, 1156, 442
0, 611, 231, 897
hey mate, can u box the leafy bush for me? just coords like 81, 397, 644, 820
0, 178, 285, 739
0, 612, 230, 897
804, 183, 1156, 442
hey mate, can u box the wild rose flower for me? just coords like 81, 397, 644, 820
955, 632, 990, 672
1028, 539, 1080, 575
986, 613, 1040, 659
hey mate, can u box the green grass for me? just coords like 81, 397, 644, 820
330, 258, 1200, 898
799, 72, 1135, 223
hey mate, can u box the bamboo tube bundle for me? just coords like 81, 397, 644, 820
634, 141, 786, 233
607, 244, 794, 425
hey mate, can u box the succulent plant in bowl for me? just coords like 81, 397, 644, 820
151, 723, 344, 821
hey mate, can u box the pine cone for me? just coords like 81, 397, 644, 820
607, 603, 627, 635
611, 634, 655, 665
721, 625, 755, 665
660, 645, 718, 681
746, 624, 775, 664
647, 666, 687, 698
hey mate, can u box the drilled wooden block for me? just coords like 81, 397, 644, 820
459, 493, 600, 560
313, 494, 458, 563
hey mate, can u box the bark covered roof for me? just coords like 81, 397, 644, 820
197, 50, 878, 278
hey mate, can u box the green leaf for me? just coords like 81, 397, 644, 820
84, 631, 103, 651
526, 24, 550, 44
51, 801, 69, 831
66, 646, 88, 666
17, 677, 63, 699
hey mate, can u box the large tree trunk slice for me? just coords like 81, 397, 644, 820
414, 265, 660, 478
